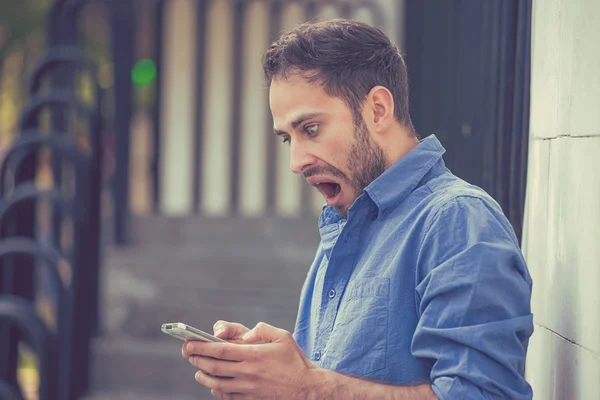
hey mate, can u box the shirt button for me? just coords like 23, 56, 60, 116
314, 350, 321, 361
328, 289, 336, 299
343, 233, 349, 242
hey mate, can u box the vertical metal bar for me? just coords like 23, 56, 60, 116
69, 106, 103, 399
111, 0, 135, 244
509, 0, 532, 243
493, 0, 512, 213
300, 2, 319, 216
0, 189, 15, 396
151, 0, 165, 213
265, 0, 282, 214
489, 0, 502, 203
192, 0, 208, 214
229, 0, 245, 214
51, 0, 81, 248
0, 60, 4, 128
67, 5, 104, 399
403, 0, 424, 133
75, 86, 104, 400
451, 2, 462, 167
477, 1, 495, 194
70, 153, 98, 399
59, 9, 86, 388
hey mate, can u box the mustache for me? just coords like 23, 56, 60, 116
303, 165, 347, 181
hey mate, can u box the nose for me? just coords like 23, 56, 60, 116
289, 140, 316, 175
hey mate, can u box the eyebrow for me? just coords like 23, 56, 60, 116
274, 112, 322, 136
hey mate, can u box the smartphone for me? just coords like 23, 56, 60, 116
161, 322, 227, 343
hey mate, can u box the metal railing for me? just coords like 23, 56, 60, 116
0, 0, 105, 398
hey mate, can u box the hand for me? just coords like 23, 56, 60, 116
185, 322, 317, 400
181, 320, 250, 379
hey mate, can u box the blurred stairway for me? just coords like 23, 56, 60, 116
84, 215, 319, 399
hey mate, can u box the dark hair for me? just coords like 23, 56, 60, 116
263, 18, 414, 132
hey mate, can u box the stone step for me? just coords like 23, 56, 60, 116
127, 215, 320, 247
100, 250, 305, 337
82, 390, 201, 400
104, 245, 312, 292
102, 286, 300, 339
88, 337, 214, 399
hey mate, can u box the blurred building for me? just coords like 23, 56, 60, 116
140, 0, 402, 218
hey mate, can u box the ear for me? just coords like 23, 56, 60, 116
365, 86, 395, 133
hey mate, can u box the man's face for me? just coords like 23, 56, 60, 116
270, 74, 387, 218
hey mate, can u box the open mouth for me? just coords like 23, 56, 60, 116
314, 181, 341, 200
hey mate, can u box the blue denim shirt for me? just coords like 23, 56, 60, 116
293, 135, 533, 399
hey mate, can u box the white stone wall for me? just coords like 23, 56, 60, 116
523, 0, 600, 398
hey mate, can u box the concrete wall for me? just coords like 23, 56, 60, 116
523, 0, 600, 398
156, 0, 401, 216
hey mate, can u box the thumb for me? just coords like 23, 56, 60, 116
242, 322, 290, 344
213, 320, 249, 340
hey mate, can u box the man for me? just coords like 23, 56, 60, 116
182, 19, 533, 400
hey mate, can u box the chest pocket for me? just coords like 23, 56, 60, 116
323, 277, 390, 376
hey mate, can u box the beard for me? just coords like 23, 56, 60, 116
346, 117, 388, 196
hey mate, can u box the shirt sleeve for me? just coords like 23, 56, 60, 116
412, 196, 534, 400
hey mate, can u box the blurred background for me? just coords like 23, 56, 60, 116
0, 0, 598, 399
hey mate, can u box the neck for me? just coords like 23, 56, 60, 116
384, 128, 420, 167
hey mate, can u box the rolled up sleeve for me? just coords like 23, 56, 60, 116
412, 197, 534, 400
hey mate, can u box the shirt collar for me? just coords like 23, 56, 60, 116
319, 134, 447, 226
365, 134, 446, 217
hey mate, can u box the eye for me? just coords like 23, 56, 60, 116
304, 124, 319, 136
281, 136, 290, 145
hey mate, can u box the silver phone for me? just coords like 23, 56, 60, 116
161, 322, 227, 343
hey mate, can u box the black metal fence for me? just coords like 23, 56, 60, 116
0, 0, 105, 398
0, 2, 391, 398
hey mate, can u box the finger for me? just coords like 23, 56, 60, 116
211, 389, 227, 400
213, 320, 250, 340
186, 341, 247, 361
211, 389, 224, 399
194, 370, 246, 394
182, 337, 210, 357
182, 341, 193, 358
242, 322, 292, 344
189, 355, 243, 378
211, 389, 244, 400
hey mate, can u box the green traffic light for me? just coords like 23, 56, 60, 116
131, 59, 157, 85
